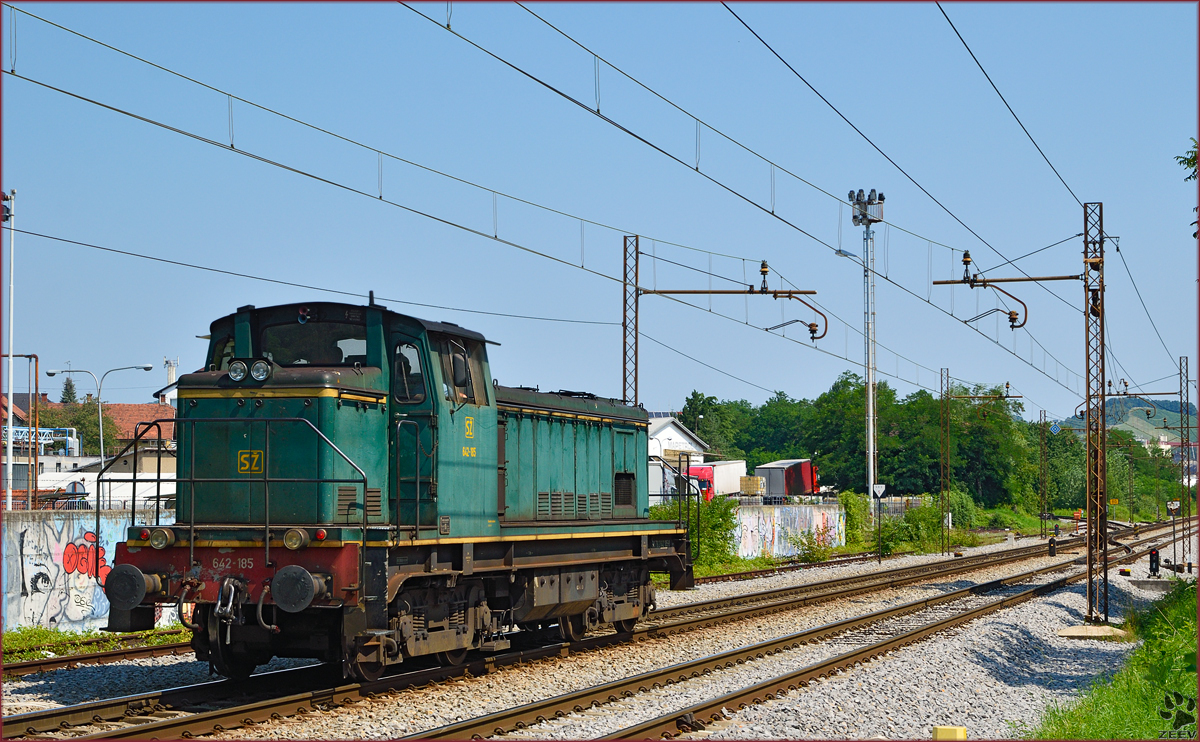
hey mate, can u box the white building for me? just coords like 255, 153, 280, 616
647, 416, 708, 500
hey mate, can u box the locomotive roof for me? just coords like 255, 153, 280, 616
212, 301, 488, 343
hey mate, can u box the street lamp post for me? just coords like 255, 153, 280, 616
46, 364, 152, 508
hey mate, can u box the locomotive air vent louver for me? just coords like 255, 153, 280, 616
337, 487, 383, 517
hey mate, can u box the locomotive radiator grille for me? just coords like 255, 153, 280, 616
614, 473, 634, 506
538, 491, 573, 520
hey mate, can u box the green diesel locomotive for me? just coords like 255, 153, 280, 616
103, 300, 694, 680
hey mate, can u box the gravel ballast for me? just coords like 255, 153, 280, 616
5, 530, 1192, 741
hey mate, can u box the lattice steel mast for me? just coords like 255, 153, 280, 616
621, 236, 823, 406
1083, 202, 1108, 623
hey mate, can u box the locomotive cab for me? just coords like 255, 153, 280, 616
105, 300, 693, 680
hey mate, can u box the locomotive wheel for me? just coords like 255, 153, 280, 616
558, 614, 586, 643
352, 658, 387, 682
435, 648, 469, 666
614, 618, 638, 634
205, 607, 259, 680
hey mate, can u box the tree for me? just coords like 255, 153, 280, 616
1177, 137, 1197, 238
59, 376, 78, 404
38, 402, 119, 457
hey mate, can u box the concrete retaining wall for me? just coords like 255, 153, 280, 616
733, 503, 845, 558
2, 509, 176, 632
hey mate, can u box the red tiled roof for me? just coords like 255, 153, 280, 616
0, 395, 27, 424
104, 403, 176, 440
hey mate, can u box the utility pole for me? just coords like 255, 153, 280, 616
1180, 356, 1192, 562
940, 368, 951, 555
1082, 202, 1107, 623
3, 190, 13, 511
622, 236, 639, 405
848, 189, 883, 507
621, 235, 825, 405
933, 205, 1100, 620
1039, 410, 1049, 539
941, 379, 1021, 553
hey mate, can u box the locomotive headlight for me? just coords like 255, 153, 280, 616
283, 528, 310, 550
250, 360, 271, 382
228, 360, 248, 382
149, 528, 176, 549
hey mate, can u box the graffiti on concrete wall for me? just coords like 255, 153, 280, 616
734, 504, 846, 559
3, 510, 175, 632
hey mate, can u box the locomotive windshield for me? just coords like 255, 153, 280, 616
261, 321, 368, 366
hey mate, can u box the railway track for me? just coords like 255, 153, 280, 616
604, 535, 1185, 740
6, 520, 1181, 740
406, 528, 1186, 741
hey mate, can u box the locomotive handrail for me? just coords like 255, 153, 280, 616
131, 421, 166, 527
99, 417, 372, 602
648, 454, 702, 563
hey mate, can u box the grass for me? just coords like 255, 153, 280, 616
2, 623, 187, 664
1024, 579, 1198, 740
650, 547, 893, 586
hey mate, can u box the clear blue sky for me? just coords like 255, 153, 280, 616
2, 2, 1196, 421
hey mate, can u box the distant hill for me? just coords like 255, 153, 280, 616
1055, 397, 1196, 443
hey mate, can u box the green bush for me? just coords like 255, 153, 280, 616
839, 490, 871, 546
986, 509, 1021, 529
875, 514, 909, 556
786, 523, 834, 563
650, 494, 738, 569
946, 488, 976, 531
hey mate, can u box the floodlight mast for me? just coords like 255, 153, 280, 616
846, 189, 884, 516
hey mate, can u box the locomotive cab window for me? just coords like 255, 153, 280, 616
261, 321, 367, 366
393, 343, 426, 403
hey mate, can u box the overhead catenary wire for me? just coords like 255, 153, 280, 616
513, 1, 963, 257
2, 70, 956, 399
6, 10, 1083, 400
976, 233, 1082, 275
7, 2, 1083, 397
2, 227, 619, 327
6, 223, 942, 399
1111, 238, 1177, 367
935, 3, 1179, 377
397, 4, 1082, 394
721, 2, 1080, 316
935, 3, 1083, 209
0, 3, 751, 265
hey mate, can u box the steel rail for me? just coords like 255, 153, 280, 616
407, 526, 1184, 740
402, 550, 1115, 741
2, 641, 192, 677
9, 520, 1183, 740
605, 535, 1187, 740
648, 534, 1094, 623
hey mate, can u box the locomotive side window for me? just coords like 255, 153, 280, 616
212, 336, 235, 370
393, 343, 426, 403
436, 336, 481, 405
261, 321, 367, 366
